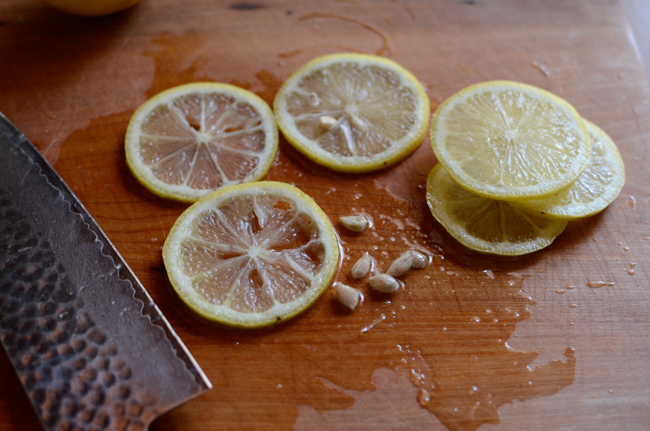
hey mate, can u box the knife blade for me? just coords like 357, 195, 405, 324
0, 113, 211, 431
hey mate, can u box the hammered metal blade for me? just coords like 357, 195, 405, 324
0, 113, 211, 431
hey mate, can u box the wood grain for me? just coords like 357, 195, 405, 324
1, 1, 650, 430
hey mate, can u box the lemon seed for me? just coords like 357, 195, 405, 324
334, 282, 361, 310
319, 115, 337, 130
308, 92, 320, 107
370, 274, 400, 294
410, 250, 429, 269
349, 114, 367, 132
386, 252, 413, 277
340, 215, 368, 233
350, 252, 373, 279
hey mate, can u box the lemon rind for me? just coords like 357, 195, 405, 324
162, 181, 340, 328
126, 82, 279, 203
430, 80, 590, 201
273, 53, 430, 173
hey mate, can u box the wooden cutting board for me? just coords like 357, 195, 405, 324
1, 1, 650, 430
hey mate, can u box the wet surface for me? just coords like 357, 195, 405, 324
3, 1, 650, 430
264, 147, 577, 431
55, 28, 598, 431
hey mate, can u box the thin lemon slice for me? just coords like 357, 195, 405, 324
514, 120, 625, 219
425, 164, 568, 255
126, 83, 279, 202
162, 181, 340, 328
273, 53, 430, 173
430, 81, 590, 200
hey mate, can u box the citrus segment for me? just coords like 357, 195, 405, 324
430, 81, 590, 200
515, 120, 625, 219
273, 53, 430, 172
425, 164, 568, 255
162, 181, 340, 328
126, 83, 278, 202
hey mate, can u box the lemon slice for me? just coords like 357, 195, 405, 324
430, 81, 590, 200
126, 83, 279, 202
425, 164, 568, 255
514, 120, 625, 219
273, 53, 430, 173
162, 181, 340, 328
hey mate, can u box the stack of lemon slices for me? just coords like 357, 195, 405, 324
426, 81, 625, 256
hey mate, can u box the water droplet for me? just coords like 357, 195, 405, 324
628, 195, 636, 209
586, 281, 615, 288
417, 388, 431, 405
360, 314, 386, 333
531, 61, 550, 76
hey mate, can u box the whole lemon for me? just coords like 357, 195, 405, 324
42, 0, 141, 16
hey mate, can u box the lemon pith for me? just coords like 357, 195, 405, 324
163, 181, 340, 328
425, 164, 568, 256
126, 82, 279, 202
273, 53, 430, 173
430, 80, 590, 200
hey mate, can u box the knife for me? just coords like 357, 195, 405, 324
0, 113, 211, 430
